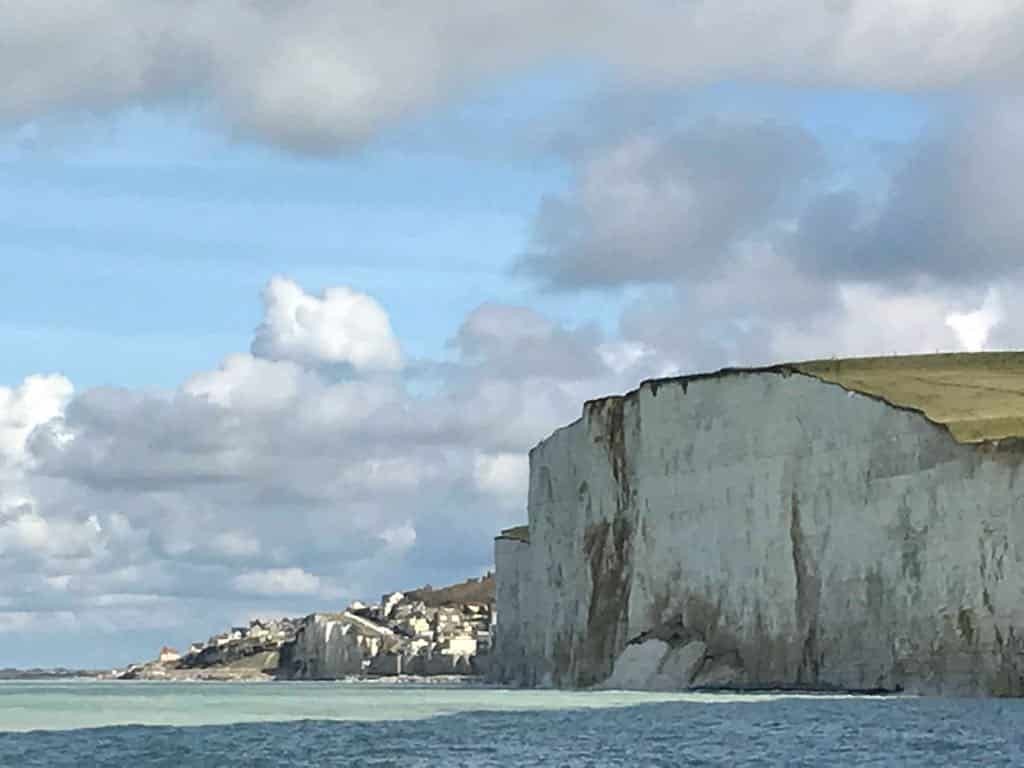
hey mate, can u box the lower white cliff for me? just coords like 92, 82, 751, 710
275, 582, 494, 680
493, 368, 1024, 696
278, 612, 393, 679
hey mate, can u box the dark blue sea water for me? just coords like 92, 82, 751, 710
3, 693, 1024, 767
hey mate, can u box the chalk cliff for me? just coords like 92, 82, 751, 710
278, 612, 394, 679
493, 354, 1024, 696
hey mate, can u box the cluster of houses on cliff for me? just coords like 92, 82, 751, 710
112, 576, 495, 680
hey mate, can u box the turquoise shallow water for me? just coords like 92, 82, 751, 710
2, 681, 1024, 766
0, 680, 697, 731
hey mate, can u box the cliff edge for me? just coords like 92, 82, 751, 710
493, 352, 1024, 696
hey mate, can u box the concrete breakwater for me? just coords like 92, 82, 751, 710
492, 353, 1024, 696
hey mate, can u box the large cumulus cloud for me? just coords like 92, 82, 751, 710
251, 277, 403, 371
2, 280, 673, 662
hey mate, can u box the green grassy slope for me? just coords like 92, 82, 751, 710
795, 352, 1024, 443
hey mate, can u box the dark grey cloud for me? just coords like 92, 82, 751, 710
518, 119, 824, 289
525, 98, 1024, 368
792, 98, 1024, 284
520, 95, 1024, 304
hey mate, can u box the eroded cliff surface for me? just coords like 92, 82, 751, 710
494, 366, 1024, 696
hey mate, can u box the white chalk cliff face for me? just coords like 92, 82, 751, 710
494, 370, 1024, 696
278, 613, 391, 679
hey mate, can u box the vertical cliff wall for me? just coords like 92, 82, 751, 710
495, 367, 1024, 696
493, 527, 535, 685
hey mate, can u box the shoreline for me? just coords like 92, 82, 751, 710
5, 674, 917, 699
95, 672, 493, 684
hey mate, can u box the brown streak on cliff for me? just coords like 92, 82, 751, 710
574, 395, 639, 685
581, 518, 633, 686
789, 489, 821, 685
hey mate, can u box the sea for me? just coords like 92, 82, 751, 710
2, 681, 1023, 766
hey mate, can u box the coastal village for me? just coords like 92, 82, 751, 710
109, 575, 495, 681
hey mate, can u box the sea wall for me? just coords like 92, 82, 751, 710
494, 369, 1024, 696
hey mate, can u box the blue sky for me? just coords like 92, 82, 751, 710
0, 76, 933, 391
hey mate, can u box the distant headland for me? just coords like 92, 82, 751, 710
103, 575, 495, 682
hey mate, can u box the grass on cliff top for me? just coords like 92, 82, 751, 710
794, 352, 1024, 443
496, 525, 529, 543
404, 574, 495, 606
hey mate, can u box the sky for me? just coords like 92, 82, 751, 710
2, 1, 1024, 668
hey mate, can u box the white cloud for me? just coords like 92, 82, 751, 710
0, 374, 75, 561
598, 341, 673, 377
0, 512, 105, 560
210, 531, 262, 559
473, 452, 529, 503
0, 278, 677, 656
45, 575, 72, 592
185, 354, 305, 411
0, 611, 79, 634
233, 568, 322, 597
771, 283, 967, 361
946, 290, 1003, 352
0, 374, 73, 468
378, 523, 417, 553
251, 277, 402, 371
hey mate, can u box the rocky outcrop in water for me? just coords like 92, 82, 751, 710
492, 360, 1024, 696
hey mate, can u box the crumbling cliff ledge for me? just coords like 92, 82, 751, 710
492, 353, 1024, 697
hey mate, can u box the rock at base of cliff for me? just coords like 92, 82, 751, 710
599, 639, 709, 691
659, 642, 707, 688
600, 640, 668, 690
690, 660, 742, 689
